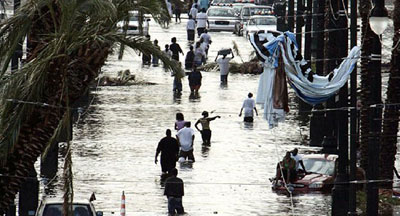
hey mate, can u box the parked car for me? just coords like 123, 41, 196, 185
232, 3, 255, 16
272, 154, 338, 193
207, 6, 239, 32
117, 11, 150, 36
35, 197, 103, 216
234, 5, 274, 35
243, 15, 277, 38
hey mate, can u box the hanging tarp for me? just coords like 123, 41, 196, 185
250, 31, 360, 128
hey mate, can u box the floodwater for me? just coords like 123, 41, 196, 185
38, 16, 397, 216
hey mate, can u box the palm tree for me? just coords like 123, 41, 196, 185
358, 0, 374, 172
379, 0, 400, 191
0, 0, 180, 212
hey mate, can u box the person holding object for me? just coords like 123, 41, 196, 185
195, 111, 220, 145
155, 129, 180, 174
164, 168, 184, 215
239, 92, 258, 122
215, 49, 234, 84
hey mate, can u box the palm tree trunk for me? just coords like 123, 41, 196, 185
0, 4, 111, 212
379, 0, 400, 190
358, 0, 374, 172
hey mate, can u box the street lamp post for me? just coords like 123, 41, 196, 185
366, 1, 389, 215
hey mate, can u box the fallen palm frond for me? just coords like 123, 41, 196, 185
201, 60, 262, 74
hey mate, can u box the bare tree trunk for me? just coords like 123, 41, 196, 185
379, 0, 400, 190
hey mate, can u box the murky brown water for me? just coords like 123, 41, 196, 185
38, 15, 398, 216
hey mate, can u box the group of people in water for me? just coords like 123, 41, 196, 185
155, 111, 220, 215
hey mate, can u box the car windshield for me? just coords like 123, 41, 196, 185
249, 17, 277, 25
303, 158, 335, 176
208, 8, 235, 17
43, 204, 93, 216
129, 16, 138, 22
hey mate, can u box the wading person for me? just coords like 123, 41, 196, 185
196, 8, 208, 37
142, 35, 152, 65
185, 45, 195, 70
193, 42, 206, 67
199, 29, 212, 56
174, 4, 181, 23
215, 49, 234, 84
195, 111, 221, 145
188, 66, 202, 94
239, 92, 258, 122
186, 15, 196, 42
163, 44, 173, 59
189, 3, 198, 22
164, 168, 184, 215
175, 113, 186, 131
155, 129, 180, 174
176, 122, 195, 162
170, 37, 184, 62
152, 39, 160, 66
172, 62, 183, 94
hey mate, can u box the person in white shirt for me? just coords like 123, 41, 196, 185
196, 8, 208, 36
189, 4, 198, 21
163, 44, 173, 61
176, 122, 196, 162
199, 29, 212, 55
186, 15, 196, 42
291, 148, 307, 173
215, 49, 234, 84
239, 93, 258, 122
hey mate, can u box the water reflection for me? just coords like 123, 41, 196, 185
189, 92, 201, 101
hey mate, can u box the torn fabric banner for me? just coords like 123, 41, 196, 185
250, 31, 360, 128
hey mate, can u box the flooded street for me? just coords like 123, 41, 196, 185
45, 18, 340, 215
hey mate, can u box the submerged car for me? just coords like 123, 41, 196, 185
272, 154, 337, 193
243, 15, 277, 38
117, 11, 150, 36
207, 6, 239, 32
35, 197, 103, 216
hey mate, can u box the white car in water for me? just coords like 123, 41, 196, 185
35, 197, 103, 216
207, 6, 239, 32
243, 15, 277, 38
117, 11, 150, 36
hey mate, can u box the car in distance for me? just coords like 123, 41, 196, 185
272, 154, 337, 193
207, 6, 239, 32
243, 15, 277, 38
35, 197, 103, 216
211, 0, 236, 7
117, 11, 150, 36
234, 5, 274, 35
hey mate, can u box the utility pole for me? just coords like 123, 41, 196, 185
11, 0, 22, 71
288, 0, 295, 32
366, 0, 386, 214
274, 0, 287, 32
331, 0, 350, 214
348, 0, 358, 215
